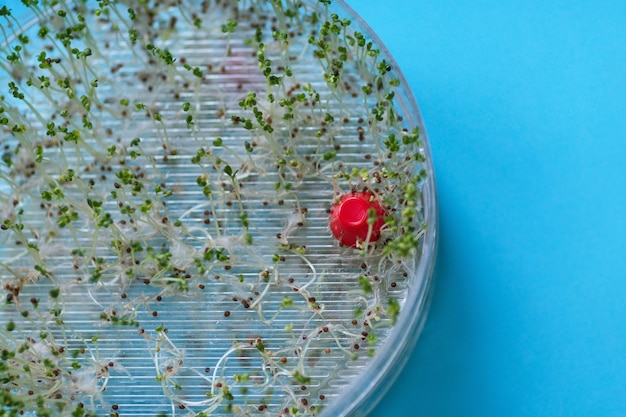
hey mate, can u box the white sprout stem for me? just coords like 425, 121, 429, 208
249, 267, 277, 310
294, 252, 318, 292
210, 343, 245, 395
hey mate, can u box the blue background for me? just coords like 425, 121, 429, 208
7, 1, 626, 416
347, 1, 626, 416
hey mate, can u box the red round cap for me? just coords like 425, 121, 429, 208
329, 192, 386, 247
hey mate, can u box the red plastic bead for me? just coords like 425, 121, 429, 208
329, 192, 386, 247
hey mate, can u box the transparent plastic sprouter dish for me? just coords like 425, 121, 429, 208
0, 1, 437, 416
